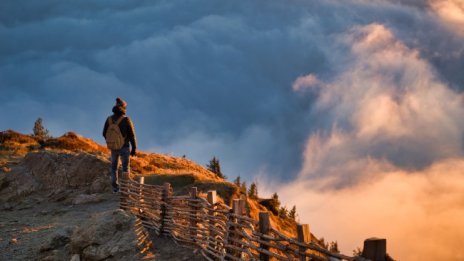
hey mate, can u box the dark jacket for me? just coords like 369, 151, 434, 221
103, 107, 137, 150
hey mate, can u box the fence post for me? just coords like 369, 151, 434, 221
160, 182, 172, 235
259, 212, 270, 261
225, 199, 244, 260
138, 177, 145, 215
297, 224, 310, 261
190, 187, 198, 243
207, 190, 218, 258
362, 238, 386, 261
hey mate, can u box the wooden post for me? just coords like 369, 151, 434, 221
362, 238, 386, 261
259, 212, 271, 261
225, 199, 243, 260
190, 187, 198, 243
207, 190, 217, 206
297, 224, 310, 261
138, 177, 145, 215
207, 190, 218, 258
160, 182, 172, 235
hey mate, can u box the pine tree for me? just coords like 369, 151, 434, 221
271, 192, 280, 209
240, 181, 247, 195
289, 205, 297, 220
234, 176, 241, 187
319, 237, 329, 249
206, 157, 226, 179
32, 117, 50, 140
329, 241, 340, 253
248, 182, 258, 199
278, 206, 288, 218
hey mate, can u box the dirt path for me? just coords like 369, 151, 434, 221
0, 191, 205, 261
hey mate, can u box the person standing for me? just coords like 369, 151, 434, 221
103, 97, 137, 193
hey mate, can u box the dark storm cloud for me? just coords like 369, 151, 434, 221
1, 0, 463, 183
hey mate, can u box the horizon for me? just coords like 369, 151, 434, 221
1, 1, 464, 260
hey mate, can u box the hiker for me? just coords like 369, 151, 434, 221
103, 97, 137, 193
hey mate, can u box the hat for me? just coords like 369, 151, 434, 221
116, 97, 127, 108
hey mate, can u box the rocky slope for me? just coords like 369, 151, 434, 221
0, 130, 302, 260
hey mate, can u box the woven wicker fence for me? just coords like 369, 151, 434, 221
119, 176, 357, 261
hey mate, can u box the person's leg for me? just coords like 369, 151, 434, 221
110, 149, 120, 192
121, 146, 131, 179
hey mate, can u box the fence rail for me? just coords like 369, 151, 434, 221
120, 176, 363, 261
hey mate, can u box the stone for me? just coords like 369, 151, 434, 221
39, 227, 73, 252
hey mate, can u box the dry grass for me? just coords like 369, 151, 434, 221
0, 130, 39, 157
43, 132, 109, 154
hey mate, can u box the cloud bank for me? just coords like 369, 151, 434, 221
1, 1, 464, 260
277, 22, 464, 260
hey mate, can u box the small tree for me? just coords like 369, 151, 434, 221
206, 156, 226, 179
352, 247, 362, 256
32, 118, 50, 140
329, 241, 340, 253
278, 206, 288, 218
234, 175, 241, 187
248, 182, 258, 199
319, 237, 329, 249
240, 181, 247, 195
289, 205, 297, 220
271, 192, 281, 209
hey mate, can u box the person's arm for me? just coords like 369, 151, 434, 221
126, 117, 137, 155
102, 117, 109, 138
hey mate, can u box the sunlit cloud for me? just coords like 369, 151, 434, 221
430, 0, 464, 35
278, 24, 464, 260
292, 74, 321, 91
279, 159, 464, 261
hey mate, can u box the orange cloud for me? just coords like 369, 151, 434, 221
279, 159, 464, 261
430, 0, 464, 36
278, 23, 464, 260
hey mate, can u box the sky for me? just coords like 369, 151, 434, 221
1, 0, 464, 260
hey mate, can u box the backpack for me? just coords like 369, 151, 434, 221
105, 116, 125, 150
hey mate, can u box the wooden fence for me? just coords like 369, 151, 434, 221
119, 176, 368, 261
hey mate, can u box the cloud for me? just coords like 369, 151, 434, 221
292, 74, 321, 91
279, 159, 464, 261
274, 24, 464, 261
430, 0, 464, 35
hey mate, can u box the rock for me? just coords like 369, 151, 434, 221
22, 151, 110, 190
88, 176, 111, 194
9, 238, 17, 244
40, 249, 68, 261
70, 254, 80, 261
39, 227, 73, 252
70, 209, 152, 260
72, 194, 103, 205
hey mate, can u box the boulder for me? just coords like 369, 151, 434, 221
70, 209, 152, 260
22, 151, 110, 190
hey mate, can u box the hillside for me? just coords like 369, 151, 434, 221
0, 130, 326, 260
